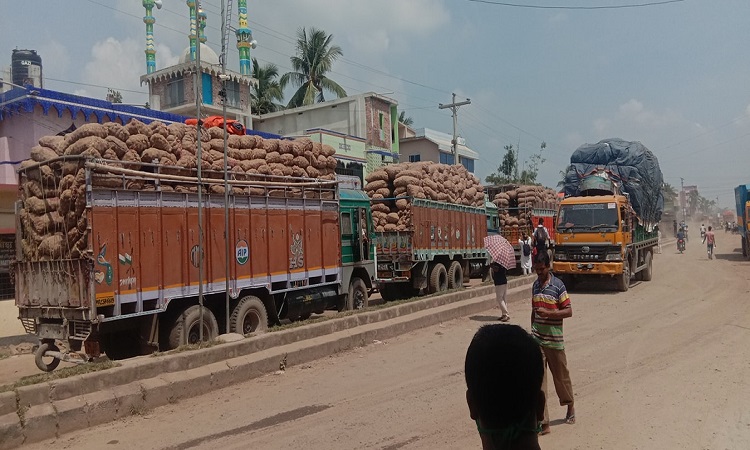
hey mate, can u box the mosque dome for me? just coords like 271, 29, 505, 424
178, 43, 220, 66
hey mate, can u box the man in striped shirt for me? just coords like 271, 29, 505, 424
531, 252, 575, 435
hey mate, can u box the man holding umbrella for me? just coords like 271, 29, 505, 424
484, 235, 516, 322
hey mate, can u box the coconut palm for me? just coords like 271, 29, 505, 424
251, 58, 285, 115
662, 182, 678, 204
281, 27, 347, 108
398, 111, 414, 126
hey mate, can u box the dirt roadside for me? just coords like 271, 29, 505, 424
21, 236, 750, 450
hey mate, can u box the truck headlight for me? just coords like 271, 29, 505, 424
555, 253, 566, 261
605, 253, 622, 261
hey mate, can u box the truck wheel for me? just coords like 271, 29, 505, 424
428, 263, 448, 294
616, 260, 631, 292
641, 252, 653, 281
347, 278, 369, 310
168, 305, 219, 348
379, 284, 397, 302
447, 261, 464, 290
35, 341, 61, 372
230, 296, 268, 335
101, 330, 141, 360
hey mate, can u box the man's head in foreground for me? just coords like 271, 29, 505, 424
465, 324, 544, 449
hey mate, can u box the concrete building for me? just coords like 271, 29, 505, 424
140, 43, 257, 129
398, 128, 479, 173
253, 92, 400, 179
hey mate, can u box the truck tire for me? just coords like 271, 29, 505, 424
616, 260, 631, 292
101, 330, 142, 360
641, 252, 653, 281
447, 261, 463, 290
168, 305, 219, 348
230, 296, 268, 335
428, 263, 448, 294
35, 341, 61, 372
347, 278, 369, 310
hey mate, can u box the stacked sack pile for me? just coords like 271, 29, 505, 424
363, 162, 484, 232
492, 185, 559, 229
18, 118, 339, 261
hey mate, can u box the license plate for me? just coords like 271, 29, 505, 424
95, 295, 115, 307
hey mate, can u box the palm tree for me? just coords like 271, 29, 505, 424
251, 58, 285, 115
281, 27, 347, 108
661, 183, 678, 204
398, 111, 414, 127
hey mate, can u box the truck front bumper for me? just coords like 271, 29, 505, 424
553, 261, 623, 276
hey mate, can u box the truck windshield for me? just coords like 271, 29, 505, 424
557, 203, 619, 232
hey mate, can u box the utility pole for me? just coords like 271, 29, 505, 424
680, 177, 686, 222
438, 93, 470, 164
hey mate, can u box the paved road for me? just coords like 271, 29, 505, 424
27, 238, 750, 449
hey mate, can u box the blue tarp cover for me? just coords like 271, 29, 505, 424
563, 138, 664, 224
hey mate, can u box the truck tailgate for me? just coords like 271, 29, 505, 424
15, 259, 93, 308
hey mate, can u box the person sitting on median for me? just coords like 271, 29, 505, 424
465, 324, 545, 450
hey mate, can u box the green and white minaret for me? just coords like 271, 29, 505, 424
235, 0, 253, 76
198, 9, 207, 44
186, 0, 198, 61
143, 0, 160, 74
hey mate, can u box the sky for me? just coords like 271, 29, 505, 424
2, 0, 749, 209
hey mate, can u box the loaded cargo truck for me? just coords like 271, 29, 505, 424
15, 156, 376, 371
363, 162, 490, 299
373, 197, 491, 300
553, 139, 663, 291
490, 184, 560, 263
735, 184, 750, 258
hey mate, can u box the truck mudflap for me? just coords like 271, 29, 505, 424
553, 261, 624, 276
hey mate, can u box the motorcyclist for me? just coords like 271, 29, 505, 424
677, 228, 686, 252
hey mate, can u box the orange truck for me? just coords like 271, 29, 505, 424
16, 157, 375, 371
374, 197, 491, 300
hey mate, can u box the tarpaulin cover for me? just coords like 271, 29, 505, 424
563, 138, 664, 224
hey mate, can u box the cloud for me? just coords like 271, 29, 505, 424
37, 41, 71, 79
80, 37, 148, 103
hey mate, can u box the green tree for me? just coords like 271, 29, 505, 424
557, 165, 572, 189
485, 144, 517, 185
518, 141, 546, 185
281, 27, 347, 108
662, 183, 678, 205
251, 57, 285, 115
398, 111, 413, 126
107, 89, 123, 103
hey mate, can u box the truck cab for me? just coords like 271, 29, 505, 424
552, 193, 656, 291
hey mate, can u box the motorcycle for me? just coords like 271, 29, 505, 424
677, 238, 686, 253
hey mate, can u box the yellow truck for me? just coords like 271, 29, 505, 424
554, 139, 662, 291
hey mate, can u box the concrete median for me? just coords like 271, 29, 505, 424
0, 276, 535, 448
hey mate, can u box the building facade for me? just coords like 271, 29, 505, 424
398, 128, 479, 173
140, 44, 257, 128
253, 92, 400, 179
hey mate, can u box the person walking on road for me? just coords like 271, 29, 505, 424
531, 252, 575, 435
532, 219, 550, 258
491, 262, 510, 322
703, 225, 716, 259
519, 233, 533, 275
465, 324, 545, 450
655, 226, 662, 254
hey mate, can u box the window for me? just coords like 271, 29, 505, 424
439, 152, 455, 165
225, 80, 241, 108
379, 112, 385, 141
459, 156, 475, 173
340, 212, 352, 235
408, 154, 421, 162
165, 79, 184, 108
